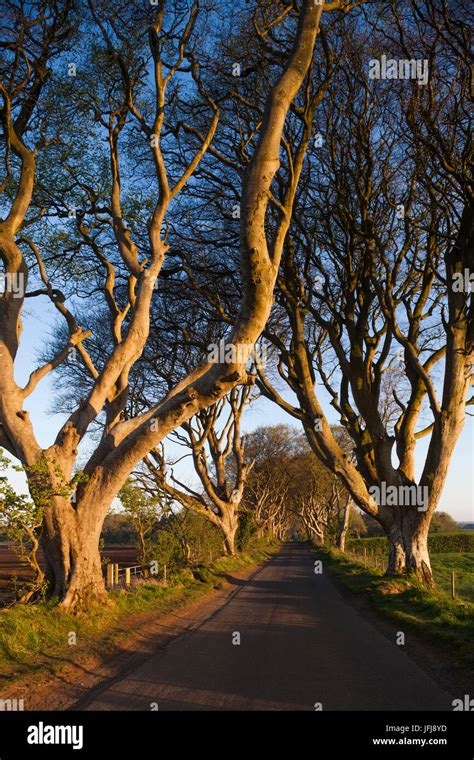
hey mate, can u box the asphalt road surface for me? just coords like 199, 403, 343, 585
76, 543, 452, 711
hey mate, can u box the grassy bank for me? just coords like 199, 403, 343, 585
0, 538, 277, 687
431, 553, 474, 602
317, 546, 474, 668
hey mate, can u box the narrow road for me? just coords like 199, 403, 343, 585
76, 543, 451, 711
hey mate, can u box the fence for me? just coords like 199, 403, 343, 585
345, 546, 458, 599
346, 545, 388, 574
104, 562, 167, 589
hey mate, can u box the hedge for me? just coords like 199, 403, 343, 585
346, 532, 474, 555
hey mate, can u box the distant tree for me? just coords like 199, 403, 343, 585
429, 512, 458, 534
101, 513, 135, 545
152, 509, 223, 569
118, 481, 163, 564
139, 387, 254, 556
244, 424, 336, 542
348, 509, 367, 539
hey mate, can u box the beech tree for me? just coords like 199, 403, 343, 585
256, 2, 473, 585
138, 385, 254, 555
243, 424, 337, 541
0, 0, 328, 608
178, 1, 472, 586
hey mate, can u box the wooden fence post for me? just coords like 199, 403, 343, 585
106, 563, 114, 588
114, 563, 119, 585
125, 567, 131, 587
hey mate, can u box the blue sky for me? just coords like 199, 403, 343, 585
5, 298, 473, 523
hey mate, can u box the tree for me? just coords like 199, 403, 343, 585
429, 512, 457, 534
0, 450, 44, 601
140, 386, 254, 555
254, 3, 473, 585
152, 508, 223, 569
0, 0, 326, 608
118, 480, 163, 564
101, 512, 135, 545
243, 424, 337, 542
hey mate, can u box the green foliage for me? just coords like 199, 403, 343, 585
101, 513, 135, 545
428, 532, 474, 553
118, 480, 164, 563
149, 511, 223, 571
430, 511, 458, 533
236, 510, 258, 551
150, 528, 183, 570
0, 451, 44, 597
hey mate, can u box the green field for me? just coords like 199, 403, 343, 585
431, 552, 474, 602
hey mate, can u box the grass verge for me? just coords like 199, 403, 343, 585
317, 546, 474, 669
431, 553, 474, 603
0, 538, 277, 687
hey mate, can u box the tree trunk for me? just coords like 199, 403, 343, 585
403, 521, 434, 587
220, 510, 239, 556
41, 497, 107, 611
138, 532, 147, 564
336, 498, 352, 553
18, 531, 45, 603
385, 510, 434, 587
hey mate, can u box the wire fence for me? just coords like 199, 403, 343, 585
345, 545, 388, 573
344, 546, 458, 599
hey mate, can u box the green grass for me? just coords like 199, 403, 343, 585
431, 552, 474, 602
317, 546, 474, 668
0, 537, 277, 687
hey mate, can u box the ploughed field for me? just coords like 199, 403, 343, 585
0, 543, 138, 606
